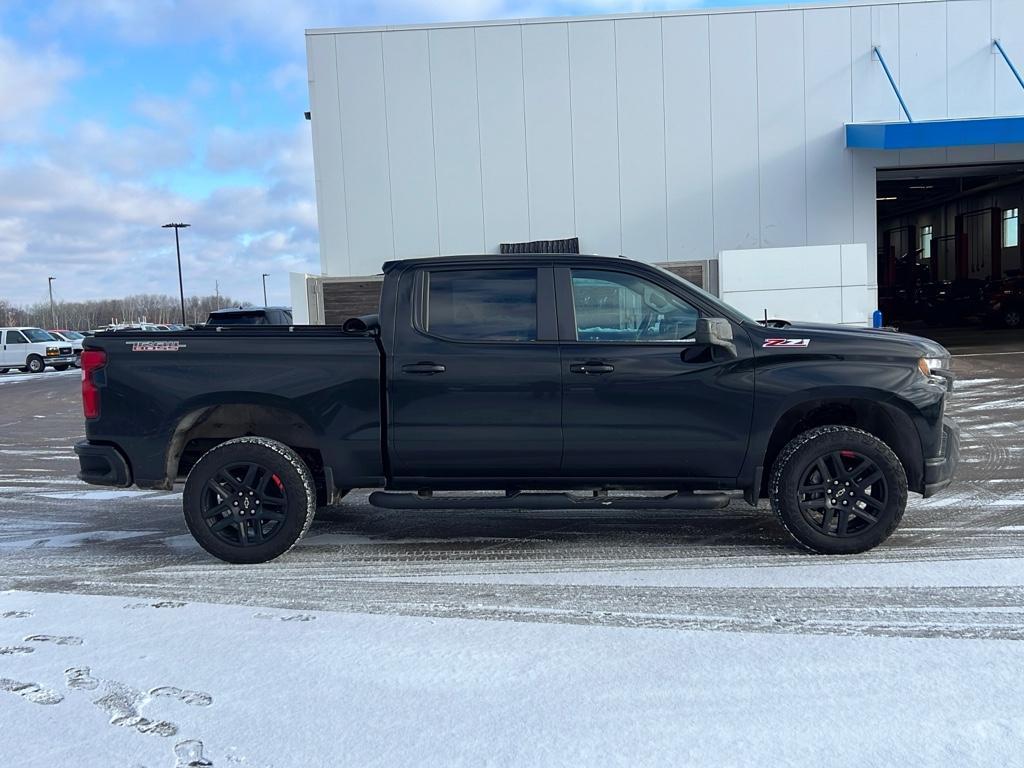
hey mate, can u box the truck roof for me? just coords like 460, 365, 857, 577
382, 253, 624, 273
209, 306, 291, 314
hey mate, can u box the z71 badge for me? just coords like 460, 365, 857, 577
126, 341, 187, 352
763, 338, 810, 348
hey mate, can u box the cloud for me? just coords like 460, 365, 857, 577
0, 124, 319, 307
0, 35, 79, 141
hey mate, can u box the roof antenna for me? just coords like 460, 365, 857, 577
764, 308, 768, 325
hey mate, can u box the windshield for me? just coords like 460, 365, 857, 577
650, 264, 757, 325
62, 331, 84, 340
24, 328, 56, 343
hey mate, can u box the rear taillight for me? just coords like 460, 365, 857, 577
81, 349, 107, 419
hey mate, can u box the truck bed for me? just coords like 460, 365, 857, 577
82, 326, 384, 492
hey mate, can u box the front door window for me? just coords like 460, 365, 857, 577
570, 269, 699, 342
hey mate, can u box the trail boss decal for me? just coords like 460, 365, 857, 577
126, 341, 187, 352
763, 338, 810, 348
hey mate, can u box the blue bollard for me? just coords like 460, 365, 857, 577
872, 309, 883, 329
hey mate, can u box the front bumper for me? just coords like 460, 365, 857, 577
46, 355, 77, 366
922, 416, 960, 498
74, 440, 132, 487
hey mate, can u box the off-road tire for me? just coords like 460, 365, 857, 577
183, 437, 316, 564
769, 425, 907, 554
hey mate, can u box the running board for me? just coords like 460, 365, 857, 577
368, 491, 731, 511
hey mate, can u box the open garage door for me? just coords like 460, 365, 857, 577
877, 163, 1023, 331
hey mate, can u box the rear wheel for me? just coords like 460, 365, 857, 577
1004, 308, 1022, 329
769, 425, 907, 554
183, 437, 316, 564
26, 355, 45, 374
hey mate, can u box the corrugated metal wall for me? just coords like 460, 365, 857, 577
306, 0, 1024, 278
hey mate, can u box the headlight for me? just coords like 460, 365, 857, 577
919, 356, 949, 376
918, 357, 953, 391
46, 346, 59, 356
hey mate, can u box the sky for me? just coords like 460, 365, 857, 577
0, 0, 821, 308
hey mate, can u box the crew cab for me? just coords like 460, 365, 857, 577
0, 327, 77, 373
75, 254, 959, 563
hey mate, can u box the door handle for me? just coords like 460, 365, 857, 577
402, 362, 446, 375
570, 361, 615, 375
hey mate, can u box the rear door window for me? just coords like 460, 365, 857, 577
418, 268, 537, 342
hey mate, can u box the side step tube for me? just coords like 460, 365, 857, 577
368, 491, 731, 511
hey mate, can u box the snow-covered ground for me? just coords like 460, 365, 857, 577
2, 346, 1024, 765
3, 589, 1023, 768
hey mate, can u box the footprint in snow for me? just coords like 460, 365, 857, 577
65, 666, 100, 690
0, 646, 34, 655
253, 611, 316, 622
124, 601, 186, 610
94, 681, 177, 737
24, 634, 83, 646
150, 686, 213, 707
0, 678, 64, 705
174, 739, 213, 767
1, 610, 31, 618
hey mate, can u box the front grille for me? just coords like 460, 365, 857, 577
59, 346, 72, 355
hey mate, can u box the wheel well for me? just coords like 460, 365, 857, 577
761, 398, 923, 495
167, 404, 328, 503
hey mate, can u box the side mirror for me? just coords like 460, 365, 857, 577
695, 317, 737, 358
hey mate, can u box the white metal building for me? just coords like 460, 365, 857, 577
296, 0, 1024, 326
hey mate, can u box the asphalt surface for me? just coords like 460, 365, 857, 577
1, 335, 1022, 641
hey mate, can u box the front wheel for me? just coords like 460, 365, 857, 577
183, 437, 316, 564
26, 355, 45, 374
769, 425, 907, 554
1004, 308, 1022, 329
52, 364, 69, 371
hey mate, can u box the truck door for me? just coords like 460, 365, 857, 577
388, 265, 562, 479
556, 266, 755, 479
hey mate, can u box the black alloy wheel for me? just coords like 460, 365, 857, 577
770, 425, 907, 554
796, 450, 888, 538
200, 462, 289, 548
183, 437, 316, 564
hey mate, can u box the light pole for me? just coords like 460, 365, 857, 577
162, 222, 190, 325
47, 277, 56, 328
262, 273, 270, 307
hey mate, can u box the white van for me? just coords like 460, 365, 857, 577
0, 327, 77, 374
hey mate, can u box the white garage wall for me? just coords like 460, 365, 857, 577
306, 0, 1024, 278
720, 244, 877, 326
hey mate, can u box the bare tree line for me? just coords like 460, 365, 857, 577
0, 294, 253, 330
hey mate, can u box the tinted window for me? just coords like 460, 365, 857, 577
422, 269, 537, 342
7, 331, 27, 344
209, 312, 267, 325
571, 269, 699, 342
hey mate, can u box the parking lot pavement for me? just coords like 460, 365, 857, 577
0, 354, 1022, 640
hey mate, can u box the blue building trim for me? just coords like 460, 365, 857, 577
846, 116, 1024, 150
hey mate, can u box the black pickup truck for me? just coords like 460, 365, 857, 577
76, 254, 959, 563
